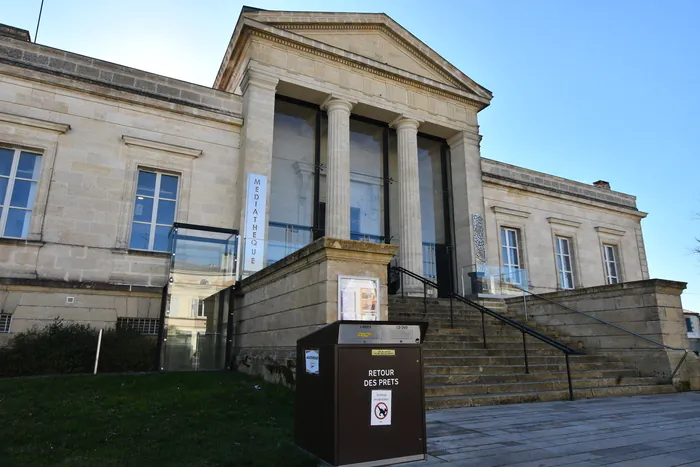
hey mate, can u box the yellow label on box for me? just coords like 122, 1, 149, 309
357, 332, 372, 337
372, 349, 396, 356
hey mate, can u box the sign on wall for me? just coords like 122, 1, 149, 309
242, 173, 267, 275
338, 275, 379, 321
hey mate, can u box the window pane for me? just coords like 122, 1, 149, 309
4, 209, 31, 238
561, 239, 570, 255
507, 230, 517, 247
349, 119, 384, 239
609, 261, 618, 279
563, 254, 572, 272
17, 152, 41, 179
136, 171, 157, 196
10, 180, 38, 208
0, 177, 8, 205
159, 175, 179, 200
500, 229, 507, 246
132, 196, 153, 223
156, 199, 176, 225
129, 223, 151, 250
0, 149, 13, 176
556, 254, 564, 272
153, 225, 171, 252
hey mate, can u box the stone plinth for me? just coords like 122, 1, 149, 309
505, 279, 700, 389
232, 237, 398, 385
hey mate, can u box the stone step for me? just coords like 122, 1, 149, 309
424, 368, 641, 385
424, 327, 565, 339
425, 384, 677, 409
424, 376, 661, 397
423, 340, 568, 350
423, 347, 573, 357
423, 361, 620, 375
423, 354, 606, 366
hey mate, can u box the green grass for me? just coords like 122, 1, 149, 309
0, 372, 316, 467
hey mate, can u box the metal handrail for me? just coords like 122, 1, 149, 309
390, 265, 580, 400
511, 284, 690, 382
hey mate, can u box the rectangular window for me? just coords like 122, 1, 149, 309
500, 227, 521, 283
0, 313, 11, 333
603, 244, 620, 284
191, 299, 205, 318
555, 236, 575, 289
116, 317, 159, 335
686, 317, 694, 333
129, 170, 179, 252
0, 147, 42, 238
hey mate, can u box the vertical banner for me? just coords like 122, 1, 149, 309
243, 173, 267, 274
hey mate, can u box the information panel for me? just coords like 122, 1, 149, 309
338, 275, 379, 321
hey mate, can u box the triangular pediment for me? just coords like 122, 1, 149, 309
216, 8, 492, 105
284, 28, 458, 87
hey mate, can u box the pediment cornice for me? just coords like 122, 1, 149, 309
215, 15, 492, 110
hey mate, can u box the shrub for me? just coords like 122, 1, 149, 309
0, 319, 157, 377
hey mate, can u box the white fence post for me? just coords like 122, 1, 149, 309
93, 328, 103, 375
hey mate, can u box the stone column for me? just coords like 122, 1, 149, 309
448, 131, 486, 293
392, 116, 424, 294
322, 97, 354, 239
238, 67, 278, 270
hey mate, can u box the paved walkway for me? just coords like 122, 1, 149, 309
404, 392, 700, 466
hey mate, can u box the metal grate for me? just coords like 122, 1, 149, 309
0, 313, 11, 333
116, 317, 159, 335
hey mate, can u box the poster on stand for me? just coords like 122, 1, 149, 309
338, 275, 379, 321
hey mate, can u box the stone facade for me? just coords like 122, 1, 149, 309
0, 7, 670, 370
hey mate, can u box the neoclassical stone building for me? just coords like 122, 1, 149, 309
0, 9, 652, 360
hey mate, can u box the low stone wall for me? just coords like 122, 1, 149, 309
505, 279, 700, 388
0, 278, 162, 346
232, 238, 397, 386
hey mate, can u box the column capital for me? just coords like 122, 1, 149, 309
321, 95, 355, 114
389, 115, 422, 131
447, 130, 482, 148
241, 67, 279, 94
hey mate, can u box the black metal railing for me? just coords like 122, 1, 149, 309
390, 265, 581, 400
511, 284, 691, 383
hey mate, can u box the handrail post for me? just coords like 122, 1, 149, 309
449, 294, 454, 330
423, 281, 427, 314
400, 270, 404, 299
522, 331, 529, 374
481, 311, 487, 349
565, 352, 574, 401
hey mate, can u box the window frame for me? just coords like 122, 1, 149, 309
603, 243, 621, 285
555, 236, 576, 290
0, 313, 11, 333
128, 169, 180, 252
0, 146, 43, 239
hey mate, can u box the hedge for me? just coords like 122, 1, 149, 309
0, 320, 157, 377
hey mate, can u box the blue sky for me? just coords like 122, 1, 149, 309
4, 0, 700, 308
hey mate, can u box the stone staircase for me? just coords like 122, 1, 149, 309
388, 296, 676, 409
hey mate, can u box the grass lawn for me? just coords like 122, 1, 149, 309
0, 371, 316, 467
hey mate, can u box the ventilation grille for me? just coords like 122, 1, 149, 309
0, 313, 11, 333
116, 318, 159, 335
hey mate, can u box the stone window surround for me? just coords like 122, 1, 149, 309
0, 111, 70, 242
595, 226, 626, 285
116, 135, 199, 250
492, 206, 531, 279
547, 217, 583, 290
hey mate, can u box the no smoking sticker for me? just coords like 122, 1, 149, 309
371, 390, 392, 426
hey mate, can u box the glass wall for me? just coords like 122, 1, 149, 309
267, 98, 452, 291
268, 100, 317, 265
418, 137, 447, 281
349, 119, 385, 242
161, 225, 237, 371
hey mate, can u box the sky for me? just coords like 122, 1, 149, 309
3, 0, 700, 308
